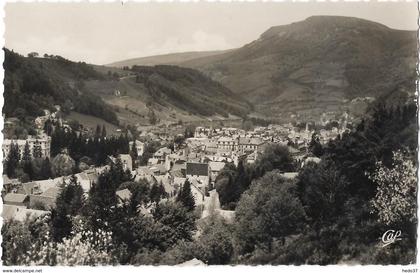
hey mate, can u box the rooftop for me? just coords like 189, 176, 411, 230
209, 161, 226, 172
238, 137, 264, 146
186, 162, 209, 177
4, 193, 28, 203
2, 204, 49, 222
116, 188, 132, 201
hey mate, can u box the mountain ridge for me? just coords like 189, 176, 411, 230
107, 50, 233, 68
107, 16, 416, 122
179, 16, 417, 120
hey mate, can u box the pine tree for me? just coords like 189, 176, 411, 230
159, 182, 167, 199
150, 181, 161, 203
130, 140, 138, 168
107, 157, 127, 190
21, 141, 34, 180
84, 170, 119, 231
68, 174, 84, 215
23, 161, 34, 181
22, 141, 31, 162
95, 124, 102, 138
176, 180, 195, 211
309, 133, 324, 157
6, 143, 20, 178
44, 119, 53, 136
50, 174, 84, 241
40, 157, 52, 179
101, 125, 107, 138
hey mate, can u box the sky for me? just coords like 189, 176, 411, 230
4, 1, 418, 65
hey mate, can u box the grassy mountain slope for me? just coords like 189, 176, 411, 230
181, 16, 417, 120
85, 65, 251, 126
107, 50, 232, 68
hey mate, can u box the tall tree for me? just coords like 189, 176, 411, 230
84, 169, 119, 232
130, 139, 138, 168
5, 143, 20, 178
95, 124, 102, 138
22, 141, 34, 180
22, 141, 31, 162
152, 201, 196, 246
176, 180, 195, 211
101, 125, 107, 138
150, 181, 161, 203
256, 144, 295, 174
40, 157, 53, 179
309, 132, 324, 157
370, 150, 416, 227
235, 171, 305, 254
50, 174, 84, 242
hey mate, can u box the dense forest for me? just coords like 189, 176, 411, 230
3, 48, 119, 125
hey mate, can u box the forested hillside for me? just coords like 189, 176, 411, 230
131, 65, 251, 117
3, 48, 119, 125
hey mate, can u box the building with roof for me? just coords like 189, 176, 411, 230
29, 194, 57, 210
120, 154, 133, 171
208, 161, 226, 182
107, 154, 133, 171
2, 175, 21, 193
2, 135, 51, 160
217, 137, 236, 151
129, 140, 145, 157
189, 181, 206, 206
135, 166, 155, 183
148, 158, 159, 166
153, 147, 172, 163
22, 178, 62, 196
116, 188, 132, 205
150, 164, 166, 175
4, 193, 29, 207
75, 172, 92, 193
237, 137, 265, 153
280, 172, 299, 180
177, 258, 206, 266
154, 174, 177, 197
2, 204, 49, 222
186, 162, 209, 184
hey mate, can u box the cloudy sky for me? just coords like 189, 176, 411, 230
5, 1, 418, 65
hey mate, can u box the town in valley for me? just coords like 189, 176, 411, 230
2, 2, 417, 266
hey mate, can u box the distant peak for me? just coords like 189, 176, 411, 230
303, 15, 389, 28
260, 16, 390, 39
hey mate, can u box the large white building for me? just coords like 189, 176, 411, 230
2, 135, 51, 160
237, 137, 265, 153
129, 140, 145, 157
217, 137, 237, 151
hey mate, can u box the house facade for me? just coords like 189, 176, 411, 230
2, 135, 51, 160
